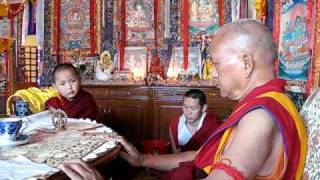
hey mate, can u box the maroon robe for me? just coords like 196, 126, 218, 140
161, 79, 306, 180
170, 113, 221, 152
46, 89, 98, 120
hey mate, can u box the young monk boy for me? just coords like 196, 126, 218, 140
46, 63, 98, 120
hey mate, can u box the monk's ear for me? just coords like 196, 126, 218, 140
241, 53, 255, 78
202, 104, 208, 113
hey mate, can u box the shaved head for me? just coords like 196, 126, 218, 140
209, 19, 278, 100
211, 19, 277, 68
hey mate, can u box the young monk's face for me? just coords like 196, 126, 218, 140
53, 69, 80, 101
182, 97, 207, 124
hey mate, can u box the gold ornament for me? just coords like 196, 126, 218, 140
254, 0, 267, 19
52, 109, 68, 131
0, 4, 9, 17
99, 51, 112, 72
30, 0, 37, 5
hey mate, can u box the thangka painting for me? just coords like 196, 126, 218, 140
223, 0, 232, 24
277, 0, 310, 82
51, 0, 101, 56
0, 18, 10, 37
122, 47, 148, 78
179, 0, 219, 39
0, 53, 7, 80
113, 0, 164, 46
167, 47, 201, 77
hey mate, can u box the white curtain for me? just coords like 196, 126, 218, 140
21, 0, 29, 45
35, 0, 44, 48
231, 0, 241, 21
248, 0, 256, 19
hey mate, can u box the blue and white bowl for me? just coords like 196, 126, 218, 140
0, 118, 27, 142
15, 101, 30, 117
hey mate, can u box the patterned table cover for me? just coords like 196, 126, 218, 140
0, 111, 118, 179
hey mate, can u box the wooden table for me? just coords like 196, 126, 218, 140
48, 144, 121, 180
0, 111, 121, 179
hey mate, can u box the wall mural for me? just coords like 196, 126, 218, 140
39, 54, 57, 85
0, 18, 10, 37
187, 0, 219, 38
126, 0, 154, 43
0, 53, 7, 82
61, 1, 90, 49
176, 0, 220, 41
113, 0, 164, 46
43, 0, 280, 85
278, 0, 309, 82
50, 0, 101, 56
272, 0, 318, 109
102, 0, 114, 57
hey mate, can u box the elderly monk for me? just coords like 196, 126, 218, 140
58, 19, 307, 180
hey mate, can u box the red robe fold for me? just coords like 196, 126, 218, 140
170, 113, 221, 152
46, 89, 98, 120
161, 79, 307, 180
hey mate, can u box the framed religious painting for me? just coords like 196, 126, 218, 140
0, 53, 7, 80
50, 0, 101, 57
0, 18, 10, 37
122, 47, 148, 79
273, 0, 315, 94
63, 56, 96, 81
113, 0, 165, 46
178, 0, 220, 40
38, 55, 57, 86
167, 47, 201, 78
94, 51, 115, 80
0, 53, 6, 92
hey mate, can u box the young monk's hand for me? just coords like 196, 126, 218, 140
58, 159, 104, 180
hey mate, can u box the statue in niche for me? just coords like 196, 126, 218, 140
99, 51, 112, 72
95, 51, 114, 80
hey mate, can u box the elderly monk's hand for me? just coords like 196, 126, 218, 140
58, 159, 104, 180
106, 134, 144, 167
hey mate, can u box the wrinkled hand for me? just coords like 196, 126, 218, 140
106, 134, 144, 167
58, 159, 104, 180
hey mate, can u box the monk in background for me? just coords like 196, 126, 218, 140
59, 19, 307, 180
47, 63, 98, 120
169, 89, 220, 153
